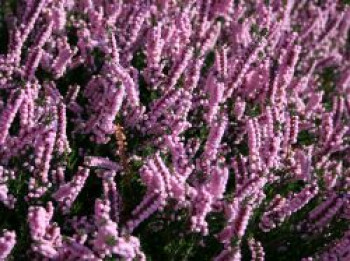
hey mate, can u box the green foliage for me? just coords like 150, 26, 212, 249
201, 51, 216, 75
2, 171, 31, 261
318, 66, 339, 111
297, 130, 317, 146
132, 50, 147, 71
245, 104, 261, 118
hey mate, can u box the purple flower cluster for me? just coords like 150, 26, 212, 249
0, 0, 349, 260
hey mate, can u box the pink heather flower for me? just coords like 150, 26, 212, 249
214, 246, 242, 261
248, 238, 265, 261
0, 230, 16, 259
53, 167, 90, 213
0, 184, 16, 209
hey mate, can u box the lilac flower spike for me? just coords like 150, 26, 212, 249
0, 230, 16, 259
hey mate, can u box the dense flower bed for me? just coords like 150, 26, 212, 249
0, 0, 349, 260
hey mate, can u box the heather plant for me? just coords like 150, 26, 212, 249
0, 0, 349, 260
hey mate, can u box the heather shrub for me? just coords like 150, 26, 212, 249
0, 0, 349, 260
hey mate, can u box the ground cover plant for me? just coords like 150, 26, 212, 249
0, 0, 349, 260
